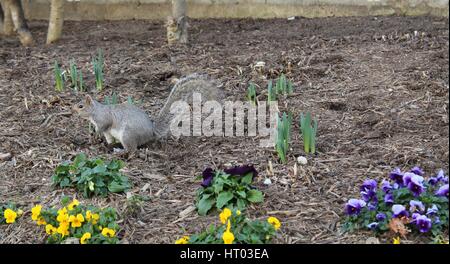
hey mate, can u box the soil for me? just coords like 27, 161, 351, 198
0, 16, 448, 244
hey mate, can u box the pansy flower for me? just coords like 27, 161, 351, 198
344, 199, 366, 216
392, 204, 409, 218
410, 166, 424, 176
435, 184, 448, 197
409, 200, 425, 213
389, 168, 404, 185
407, 174, 425, 197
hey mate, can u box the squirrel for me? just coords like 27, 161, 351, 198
72, 73, 223, 152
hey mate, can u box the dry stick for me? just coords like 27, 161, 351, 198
46, 0, 64, 44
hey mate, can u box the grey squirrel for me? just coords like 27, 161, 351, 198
72, 73, 223, 152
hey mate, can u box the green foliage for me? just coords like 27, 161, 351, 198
300, 112, 318, 154
275, 73, 294, 95
78, 71, 84, 92
267, 80, 276, 103
275, 112, 292, 163
92, 49, 104, 91
185, 209, 278, 244
103, 92, 118, 105
195, 171, 264, 216
51, 153, 131, 197
54, 60, 65, 92
69, 59, 80, 91
247, 83, 257, 106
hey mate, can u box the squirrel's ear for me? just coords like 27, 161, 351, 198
85, 95, 93, 106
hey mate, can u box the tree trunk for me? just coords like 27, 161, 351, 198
46, 0, 64, 44
0, 0, 14, 36
2, 0, 33, 45
167, 0, 188, 45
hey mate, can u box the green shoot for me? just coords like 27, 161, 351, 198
92, 49, 104, 91
104, 92, 118, 105
127, 96, 142, 105
79, 71, 84, 92
275, 73, 294, 95
54, 60, 64, 92
300, 112, 318, 154
275, 112, 292, 163
247, 83, 257, 106
267, 80, 277, 103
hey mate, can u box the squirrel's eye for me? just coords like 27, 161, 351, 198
78, 104, 83, 109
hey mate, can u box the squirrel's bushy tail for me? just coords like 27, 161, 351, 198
154, 73, 224, 138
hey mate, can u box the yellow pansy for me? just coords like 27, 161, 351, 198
393, 237, 401, 244
101, 227, 115, 238
267, 217, 281, 230
219, 208, 232, 224
57, 210, 69, 223
222, 220, 235, 244
69, 214, 84, 228
175, 236, 190, 244
36, 216, 46, 226
57, 222, 70, 237
45, 224, 57, 235
57, 207, 67, 215
85, 210, 92, 221
67, 199, 79, 210
80, 232, 92, 244
4, 209, 17, 224
91, 213, 100, 225
31, 205, 42, 221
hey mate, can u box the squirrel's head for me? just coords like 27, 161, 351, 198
72, 95, 96, 119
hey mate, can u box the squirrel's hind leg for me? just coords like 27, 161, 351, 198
103, 131, 115, 144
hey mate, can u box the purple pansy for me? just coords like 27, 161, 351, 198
412, 212, 421, 221
436, 169, 448, 184
435, 184, 448, 197
389, 168, 404, 185
434, 217, 441, 225
428, 177, 439, 186
201, 168, 215, 187
402, 172, 416, 186
224, 165, 258, 179
384, 193, 394, 205
376, 212, 386, 222
345, 199, 366, 216
410, 166, 424, 176
360, 179, 377, 202
414, 215, 432, 233
392, 204, 409, 218
381, 179, 392, 193
409, 200, 425, 213
407, 174, 425, 197
426, 204, 438, 216
367, 222, 379, 230
368, 202, 377, 211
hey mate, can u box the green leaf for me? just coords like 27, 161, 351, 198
237, 198, 246, 210
108, 180, 130, 193
197, 196, 215, 216
241, 173, 253, 185
246, 190, 264, 203
216, 191, 234, 209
